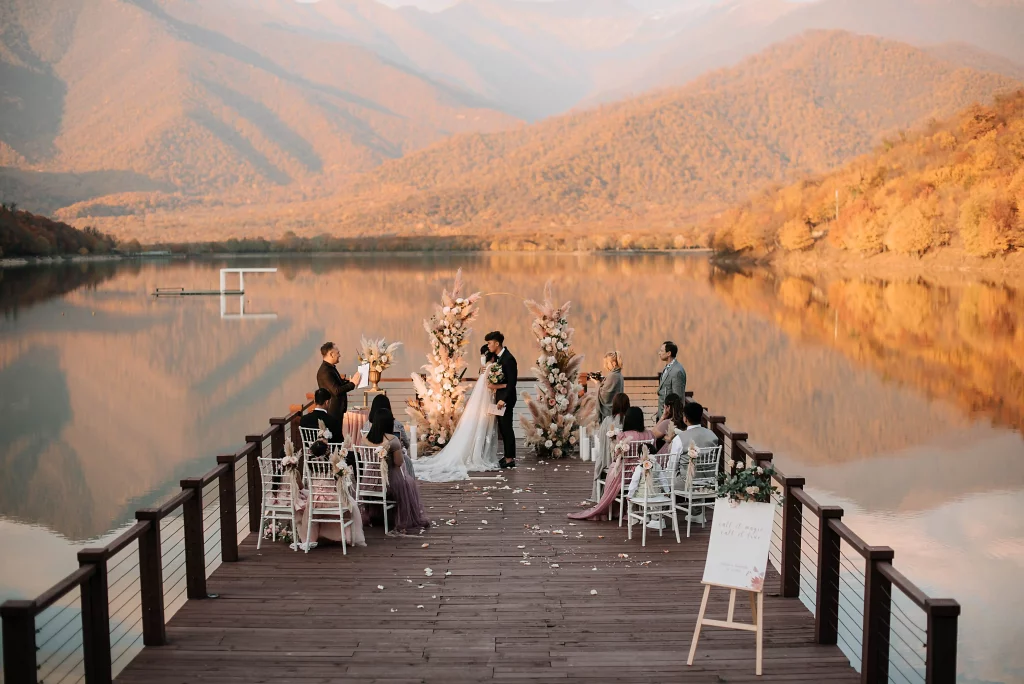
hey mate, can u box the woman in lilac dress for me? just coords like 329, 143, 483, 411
364, 408, 430, 534
569, 407, 655, 521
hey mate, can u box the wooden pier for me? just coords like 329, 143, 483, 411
0, 379, 960, 684
114, 452, 858, 683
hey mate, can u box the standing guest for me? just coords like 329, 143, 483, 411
571, 406, 653, 521
363, 408, 430, 535
656, 341, 686, 417
652, 393, 685, 453
589, 392, 630, 501
317, 342, 361, 425
485, 331, 518, 469
597, 351, 625, 422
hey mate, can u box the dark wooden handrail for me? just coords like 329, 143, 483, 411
100, 521, 150, 558
32, 565, 97, 612
1, 379, 958, 684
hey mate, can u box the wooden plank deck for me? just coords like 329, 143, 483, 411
115, 450, 858, 683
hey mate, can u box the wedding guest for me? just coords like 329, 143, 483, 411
293, 440, 366, 549
362, 394, 411, 452
317, 341, 362, 424
597, 351, 624, 422
571, 406, 653, 521
301, 389, 344, 447
589, 392, 631, 501
669, 401, 720, 489
652, 393, 685, 453
656, 341, 687, 417
363, 408, 430, 534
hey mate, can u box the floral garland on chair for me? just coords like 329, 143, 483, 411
520, 282, 596, 459
329, 446, 355, 510
407, 269, 482, 453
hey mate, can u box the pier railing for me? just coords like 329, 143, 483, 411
1, 377, 958, 684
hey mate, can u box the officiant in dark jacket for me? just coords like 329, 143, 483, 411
486, 331, 518, 468
316, 341, 361, 424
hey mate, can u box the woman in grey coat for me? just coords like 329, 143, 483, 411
597, 351, 624, 422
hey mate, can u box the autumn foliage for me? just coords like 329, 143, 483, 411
708, 91, 1024, 259
0, 204, 117, 257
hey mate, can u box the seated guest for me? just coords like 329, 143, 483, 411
301, 389, 344, 446
361, 394, 411, 451
362, 408, 430, 535
652, 393, 685, 453
589, 392, 631, 502
300, 389, 353, 467
571, 406, 654, 521
294, 440, 366, 550
670, 401, 720, 489
361, 394, 415, 479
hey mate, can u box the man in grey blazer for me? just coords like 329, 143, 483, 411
657, 341, 687, 417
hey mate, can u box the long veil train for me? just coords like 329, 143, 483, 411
413, 373, 501, 482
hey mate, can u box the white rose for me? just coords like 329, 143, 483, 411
549, 422, 558, 431
544, 440, 553, 448
453, 306, 461, 314
556, 342, 564, 350
443, 306, 451, 314
443, 382, 452, 391
456, 298, 464, 304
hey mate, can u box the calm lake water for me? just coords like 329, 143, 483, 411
1, 253, 1021, 683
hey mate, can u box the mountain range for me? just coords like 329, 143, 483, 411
1, 0, 1023, 242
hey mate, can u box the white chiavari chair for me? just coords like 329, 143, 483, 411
302, 458, 351, 555
353, 445, 397, 535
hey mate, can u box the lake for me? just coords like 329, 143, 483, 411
1, 253, 1021, 683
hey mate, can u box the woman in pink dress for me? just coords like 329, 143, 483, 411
569, 407, 654, 521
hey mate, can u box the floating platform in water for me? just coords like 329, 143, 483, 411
153, 287, 244, 297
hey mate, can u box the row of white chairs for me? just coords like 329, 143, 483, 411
256, 427, 399, 555
587, 429, 723, 547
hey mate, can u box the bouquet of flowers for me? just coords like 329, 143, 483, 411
407, 269, 482, 452
358, 336, 402, 373
520, 282, 596, 459
261, 519, 295, 544
717, 463, 778, 504
486, 362, 504, 386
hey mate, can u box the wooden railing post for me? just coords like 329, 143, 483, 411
245, 435, 263, 534
862, 547, 895, 683
217, 455, 239, 562
269, 419, 286, 459
727, 431, 748, 475
781, 476, 805, 598
815, 505, 844, 645
78, 548, 112, 684
134, 511, 166, 646
925, 598, 960, 684
180, 478, 208, 600
288, 405, 303, 447
0, 600, 37, 684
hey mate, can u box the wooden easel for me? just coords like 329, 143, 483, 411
687, 582, 764, 675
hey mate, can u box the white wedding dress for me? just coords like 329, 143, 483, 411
413, 365, 501, 482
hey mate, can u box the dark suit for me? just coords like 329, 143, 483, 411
317, 360, 355, 423
495, 348, 518, 463
299, 409, 343, 445
299, 408, 354, 468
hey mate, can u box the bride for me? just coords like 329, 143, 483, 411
413, 345, 502, 482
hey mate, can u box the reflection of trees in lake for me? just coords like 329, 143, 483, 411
0, 262, 131, 316
710, 268, 1024, 431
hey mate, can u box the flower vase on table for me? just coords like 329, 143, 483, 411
357, 336, 401, 394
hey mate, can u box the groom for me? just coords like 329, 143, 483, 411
485, 331, 518, 469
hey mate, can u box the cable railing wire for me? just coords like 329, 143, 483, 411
37, 611, 80, 651
37, 629, 84, 681
35, 602, 75, 634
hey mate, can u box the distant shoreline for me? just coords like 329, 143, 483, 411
0, 248, 715, 269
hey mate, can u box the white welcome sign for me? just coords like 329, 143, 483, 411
702, 498, 776, 592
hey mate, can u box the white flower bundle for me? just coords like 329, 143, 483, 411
520, 281, 596, 459
357, 336, 402, 373
406, 269, 482, 453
